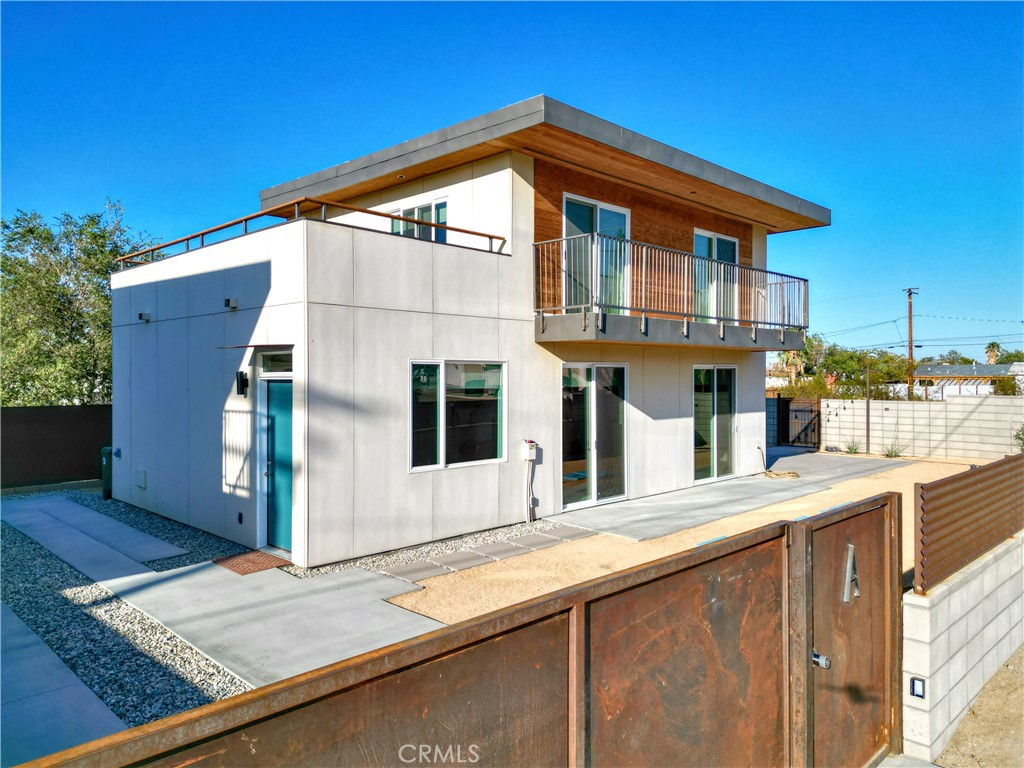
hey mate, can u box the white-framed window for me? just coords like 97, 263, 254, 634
391, 200, 448, 243
693, 228, 738, 264
410, 360, 506, 470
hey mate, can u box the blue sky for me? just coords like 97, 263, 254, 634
3, 2, 1022, 363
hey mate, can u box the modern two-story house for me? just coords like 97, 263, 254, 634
111, 96, 830, 568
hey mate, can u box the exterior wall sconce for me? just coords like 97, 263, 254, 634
224, 298, 238, 309
138, 312, 151, 322
235, 371, 249, 397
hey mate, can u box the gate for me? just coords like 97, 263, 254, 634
790, 497, 903, 767
778, 397, 821, 448
28, 495, 901, 768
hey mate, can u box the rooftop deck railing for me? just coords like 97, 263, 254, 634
534, 233, 809, 330
116, 196, 508, 269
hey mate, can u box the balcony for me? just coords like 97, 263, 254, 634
534, 234, 808, 350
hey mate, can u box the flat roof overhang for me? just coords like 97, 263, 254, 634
259, 96, 831, 235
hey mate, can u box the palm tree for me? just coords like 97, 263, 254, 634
985, 341, 1003, 365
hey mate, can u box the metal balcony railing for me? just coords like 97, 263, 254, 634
534, 233, 808, 330
116, 196, 507, 269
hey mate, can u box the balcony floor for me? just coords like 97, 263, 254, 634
535, 312, 805, 351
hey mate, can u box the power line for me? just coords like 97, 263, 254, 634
916, 314, 1024, 324
819, 318, 903, 337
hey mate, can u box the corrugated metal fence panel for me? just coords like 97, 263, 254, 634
915, 454, 1024, 594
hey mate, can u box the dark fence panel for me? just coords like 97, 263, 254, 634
914, 453, 1024, 594
0, 406, 111, 488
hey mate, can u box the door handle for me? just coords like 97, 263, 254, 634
812, 650, 831, 670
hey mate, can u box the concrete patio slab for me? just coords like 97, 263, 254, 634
428, 552, 495, 571
0, 504, 153, 581
381, 561, 453, 582
508, 533, 562, 550
6, 496, 187, 561
558, 451, 909, 541
1, 604, 126, 767
101, 563, 444, 687
468, 542, 530, 560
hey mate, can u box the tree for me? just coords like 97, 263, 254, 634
937, 349, 975, 365
996, 349, 1024, 364
985, 341, 1003, 365
1, 203, 148, 406
992, 378, 1022, 396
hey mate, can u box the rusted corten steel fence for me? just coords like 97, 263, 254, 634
914, 454, 1024, 595
24, 494, 902, 768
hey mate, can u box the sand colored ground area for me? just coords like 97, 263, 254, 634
389, 456, 976, 625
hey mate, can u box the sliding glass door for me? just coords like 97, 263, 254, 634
564, 197, 630, 313
694, 367, 736, 482
562, 365, 627, 508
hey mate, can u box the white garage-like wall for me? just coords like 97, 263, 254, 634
111, 223, 308, 559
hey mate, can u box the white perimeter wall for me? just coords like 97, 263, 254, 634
821, 396, 1024, 460
111, 223, 307, 559
902, 535, 1023, 761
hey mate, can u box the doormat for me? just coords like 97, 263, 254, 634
213, 550, 290, 575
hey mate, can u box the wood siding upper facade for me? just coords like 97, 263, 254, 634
534, 159, 754, 263
534, 159, 757, 317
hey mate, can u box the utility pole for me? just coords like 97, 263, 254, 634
865, 366, 871, 454
906, 288, 919, 397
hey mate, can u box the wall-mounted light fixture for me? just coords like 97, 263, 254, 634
224, 298, 238, 310
235, 371, 249, 397
138, 312, 151, 322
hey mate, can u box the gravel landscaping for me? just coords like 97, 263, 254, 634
0, 521, 251, 727
282, 517, 569, 578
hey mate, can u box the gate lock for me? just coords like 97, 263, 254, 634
812, 651, 831, 670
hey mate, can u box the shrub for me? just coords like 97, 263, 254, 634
844, 439, 863, 454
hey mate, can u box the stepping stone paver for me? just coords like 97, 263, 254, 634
468, 542, 530, 560
380, 561, 452, 582
544, 525, 595, 541
428, 552, 495, 571
507, 533, 562, 551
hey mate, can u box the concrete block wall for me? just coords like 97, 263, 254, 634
765, 397, 778, 447
821, 396, 1024, 460
901, 534, 1023, 761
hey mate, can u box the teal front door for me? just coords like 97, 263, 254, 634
266, 380, 293, 550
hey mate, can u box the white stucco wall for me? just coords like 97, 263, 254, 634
111, 223, 308, 560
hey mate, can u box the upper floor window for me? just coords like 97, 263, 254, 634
694, 229, 738, 264
391, 201, 448, 243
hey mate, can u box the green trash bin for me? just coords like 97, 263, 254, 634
101, 447, 113, 500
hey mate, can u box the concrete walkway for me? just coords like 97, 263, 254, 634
103, 564, 443, 687
559, 449, 908, 540
1, 604, 126, 767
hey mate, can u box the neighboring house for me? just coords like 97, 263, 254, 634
111, 96, 830, 568
913, 362, 1024, 399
